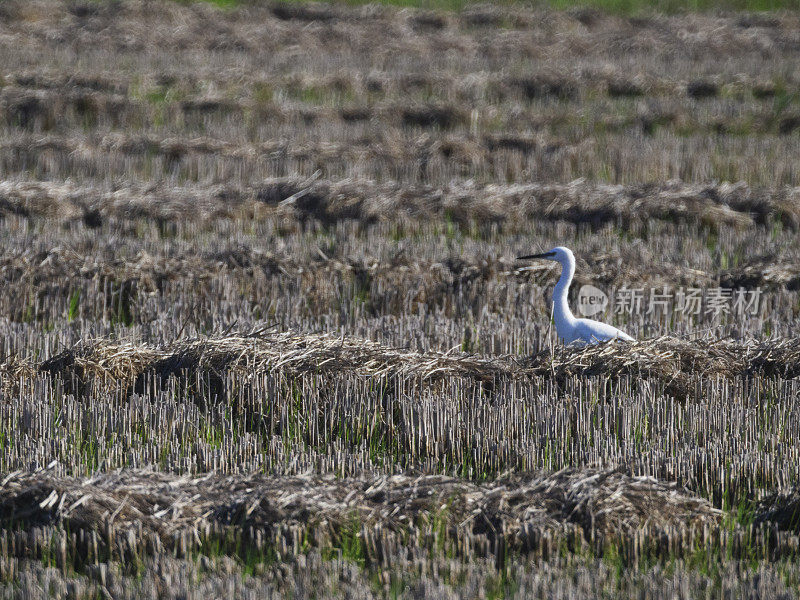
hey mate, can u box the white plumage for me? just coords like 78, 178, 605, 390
517, 246, 634, 346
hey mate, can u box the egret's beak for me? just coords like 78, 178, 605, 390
517, 251, 556, 260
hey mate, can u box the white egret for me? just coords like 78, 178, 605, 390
517, 246, 634, 346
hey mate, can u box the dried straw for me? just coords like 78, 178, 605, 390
0, 467, 721, 562
34, 333, 800, 399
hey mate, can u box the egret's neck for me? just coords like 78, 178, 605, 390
553, 258, 577, 325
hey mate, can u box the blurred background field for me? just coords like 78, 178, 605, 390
2, 0, 800, 597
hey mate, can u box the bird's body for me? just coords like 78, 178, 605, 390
560, 317, 634, 346
517, 246, 634, 346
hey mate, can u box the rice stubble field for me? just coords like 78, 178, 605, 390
2, 0, 800, 597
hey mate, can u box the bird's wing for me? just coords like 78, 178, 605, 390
576, 319, 634, 342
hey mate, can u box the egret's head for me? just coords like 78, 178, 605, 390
516, 246, 574, 264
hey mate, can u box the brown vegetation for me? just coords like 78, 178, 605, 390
0, 468, 721, 566
3, 177, 800, 231
25, 333, 800, 401
3, 0, 800, 597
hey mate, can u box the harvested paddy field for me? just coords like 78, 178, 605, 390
2, 0, 800, 597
